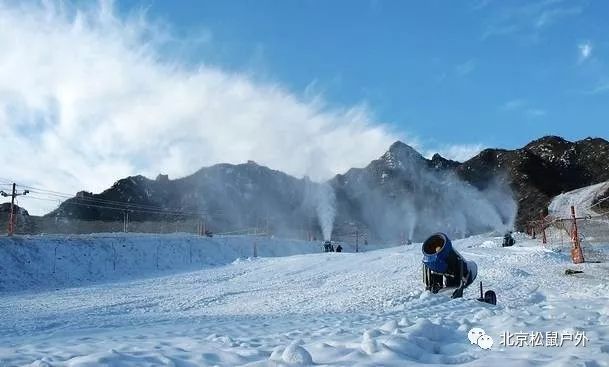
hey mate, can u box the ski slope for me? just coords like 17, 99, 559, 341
1, 233, 608, 366
549, 180, 609, 218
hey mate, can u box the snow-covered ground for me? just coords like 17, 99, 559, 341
1, 233, 608, 366
549, 180, 609, 218
0, 233, 381, 293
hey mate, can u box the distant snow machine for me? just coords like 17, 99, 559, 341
421, 233, 478, 299
323, 240, 334, 252
502, 232, 515, 247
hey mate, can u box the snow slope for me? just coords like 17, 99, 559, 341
1, 234, 609, 366
0, 233, 377, 293
549, 180, 609, 218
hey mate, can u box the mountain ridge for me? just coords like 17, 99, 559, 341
20, 135, 609, 241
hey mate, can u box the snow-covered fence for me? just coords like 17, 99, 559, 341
0, 233, 335, 292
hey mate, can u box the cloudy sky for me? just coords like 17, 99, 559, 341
1, 0, 607, 214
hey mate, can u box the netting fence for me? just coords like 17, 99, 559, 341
527, 207, 609, 263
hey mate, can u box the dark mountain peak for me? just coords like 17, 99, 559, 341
524, 135, 572, 152
476, 147, 510, 159
106, 175, 156, 196
582, 136, 608, 143
388, 140, 419, 154
112, 174, 151, 186
575, 137, 609, 151
523, 136, 578, 166
0, 202, 29, 216
429, 153, 460, 170
529, 135, 570, 144
381, 141, 425, 169
156, 174, 169, 182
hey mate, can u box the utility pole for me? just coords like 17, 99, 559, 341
355, 229, 359, 253
1, 183, 29, 236
122, 211, 129, 233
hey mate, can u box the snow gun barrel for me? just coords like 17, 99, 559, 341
421, 233, 457, 274
421, 233, 477, 295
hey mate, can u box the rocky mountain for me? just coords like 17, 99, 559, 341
44, 136, 609, 242
48, 161, 312, 236
330, 142, 515, 241
0, 203, 32, 234
457, 136, 609, 229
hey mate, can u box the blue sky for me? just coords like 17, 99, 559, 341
1, 0, 608, 214
116, 0, 609, 151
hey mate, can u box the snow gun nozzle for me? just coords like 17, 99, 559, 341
421, 233, 480, 300
421, 233, 453, 274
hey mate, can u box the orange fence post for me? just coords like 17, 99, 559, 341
540, 214, 547, 245
570, 206, 585, 264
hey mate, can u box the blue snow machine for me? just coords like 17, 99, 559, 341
421, 233, 496, 304
422, 233, 477, 299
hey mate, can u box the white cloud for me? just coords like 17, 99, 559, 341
500, 99, 546, 118
0, 1, 407, 215
525, 108, 547, 118
578, 41, 592, 62
455, 59, 477, 76
501, 99, 526, 111
583, 82, 609, 95
535, 6, 582, 29
482, 1, 583, 41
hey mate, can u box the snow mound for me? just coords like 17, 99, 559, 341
280, 340, 314, 365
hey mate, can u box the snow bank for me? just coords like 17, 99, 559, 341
0, 233, 372, 293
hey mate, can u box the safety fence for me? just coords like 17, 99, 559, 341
0, 212, 380, 252
527, 206, 609, 264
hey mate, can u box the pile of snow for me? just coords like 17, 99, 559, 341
549, 180, 609, 218
1, 234, 608, 366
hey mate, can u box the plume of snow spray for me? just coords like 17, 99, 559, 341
316, 183, 336, 241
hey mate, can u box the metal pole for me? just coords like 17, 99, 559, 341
8, 183, 15, 236
355, 229, 359, 253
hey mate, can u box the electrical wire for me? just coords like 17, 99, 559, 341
5, 179, 223, 217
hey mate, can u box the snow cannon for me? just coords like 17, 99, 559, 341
422, 233, 477, 298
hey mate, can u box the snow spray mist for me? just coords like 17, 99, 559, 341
316, 183, 336, 241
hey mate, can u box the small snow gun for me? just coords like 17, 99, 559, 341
421, 233, 477, 299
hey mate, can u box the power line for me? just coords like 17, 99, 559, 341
22, 185, 223, 217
